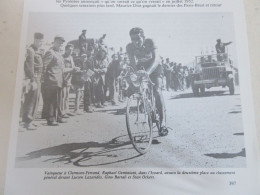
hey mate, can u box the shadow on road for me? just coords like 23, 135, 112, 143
97, 108, 126, 115
16, 135, 142, 167
233, 132, 244, 136
204, 148, 246, 159
169, 91, 239, 100
229, 111, 241, 114
228, 104, 242, 114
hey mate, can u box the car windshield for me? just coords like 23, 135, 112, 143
196, 54, 219, 64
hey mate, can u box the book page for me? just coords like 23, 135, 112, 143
3, 0, 260, 194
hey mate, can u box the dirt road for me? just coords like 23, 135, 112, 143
16, 87, 246, 168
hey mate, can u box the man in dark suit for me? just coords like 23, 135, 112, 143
105, 54, 121, 105
43, 36, 66, 126
23, 32, 44, 130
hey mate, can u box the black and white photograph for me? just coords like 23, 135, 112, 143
16, 12, 245, 168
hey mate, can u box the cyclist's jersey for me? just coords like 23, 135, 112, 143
126, 38, 163, 77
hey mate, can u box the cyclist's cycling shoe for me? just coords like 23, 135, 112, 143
158, 126, 169, 137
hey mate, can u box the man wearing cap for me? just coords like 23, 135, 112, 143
43, 36, 66, 126
22, 32, 44, 130
79, 30, 87, 55
215, 39, 232, 61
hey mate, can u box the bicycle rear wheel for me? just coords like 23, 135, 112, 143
126, 93, 153, 154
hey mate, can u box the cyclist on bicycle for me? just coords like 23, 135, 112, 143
126, 27, 168, 136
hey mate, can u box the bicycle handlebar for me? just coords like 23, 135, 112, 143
122, 65, 155, 86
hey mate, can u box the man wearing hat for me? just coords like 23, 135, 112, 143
43, 36, 66, 126
79, 30, 87, 55
22, 32, 44, 130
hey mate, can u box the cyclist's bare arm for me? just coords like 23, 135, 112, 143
146, 49, 159, 75
127, 53, 137, 71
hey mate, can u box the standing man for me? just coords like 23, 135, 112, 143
96, 34, 108, 63
62, 44, 79, 117
105, 54, 121, 105
79, 29, 87, 55
43, 36, 66, 126
98, 34, 107, 46
164, 58, 172, 91
172, 63, 178, 91
215, 39, 232, 53
23, 32, 44, 130
215, 39, 232, 61
93, 58, 107, 108
71, 54, 87, 114
83, 49, 95, 113
94, 34, 108, 107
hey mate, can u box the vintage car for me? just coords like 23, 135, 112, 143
191, 53, 235, 96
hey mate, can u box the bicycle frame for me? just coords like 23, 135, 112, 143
123, 66, 156, 116
124, 67, 158, 154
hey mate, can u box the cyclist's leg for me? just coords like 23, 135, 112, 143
150, 75, 166, 127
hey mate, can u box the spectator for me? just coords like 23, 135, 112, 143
83, 50, 95, 113
105, 54, 121, 105
71, 54, 87, 114
79, 29, 87, 55
62, 44, 79, 117
43, 36, 66, 126
23, 32, 44, 130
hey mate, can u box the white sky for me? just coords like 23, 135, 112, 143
27, 12, 237, 65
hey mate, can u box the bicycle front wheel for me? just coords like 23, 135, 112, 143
126, 93, 153, 154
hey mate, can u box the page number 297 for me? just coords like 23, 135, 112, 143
229, 181, 236, 186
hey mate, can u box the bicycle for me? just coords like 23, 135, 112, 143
123, 67, 162, 154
